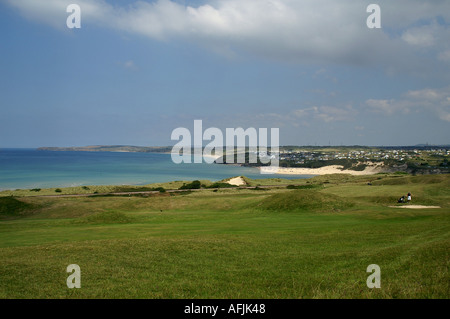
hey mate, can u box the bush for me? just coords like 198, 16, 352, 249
286, 184, 323, 190
55, 189, 62, 193
207, 182, 237, 189
153, 187, 166, 193
251, 186, 267, 191
114, 186, 155, 192
350, 164, 367, 171
113, 186, 167, 193
179, 180, 202, 190
30, 188, 41, 192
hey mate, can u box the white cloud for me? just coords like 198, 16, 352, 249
366, 86, 450, 122
123, 60, 137, 70
402, 26, 436, 47
292, 105, 355, 123
229, 104, 356, 129
3, 0, 449, 70
365, 99, 397, 115
292, 107, 317, 119
401, 21, 450, 66
315, 105, 355, 123
3, 0, 111, 29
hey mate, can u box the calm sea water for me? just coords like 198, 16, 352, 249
0, 149, 310, 190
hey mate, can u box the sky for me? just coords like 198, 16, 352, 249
0, 0, 449, 148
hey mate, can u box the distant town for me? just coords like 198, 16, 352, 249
272, 146, 450, 174
280, 146, 448, 162
231, 145, 450, 174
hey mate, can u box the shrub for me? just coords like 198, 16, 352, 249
350, 164, 367, 171
55, 189, 62, 193
179, 180, 202, 190
153, 187, 166, 193
207, 182, 237, 189
251, 186, 267, 191
286, 184, 323, 190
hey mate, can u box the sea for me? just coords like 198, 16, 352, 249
0, 149, 311, 190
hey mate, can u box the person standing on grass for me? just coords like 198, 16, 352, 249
407, 192, 411, 203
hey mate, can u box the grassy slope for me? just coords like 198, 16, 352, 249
0, 180, 215, 197
0, 174, 448, 298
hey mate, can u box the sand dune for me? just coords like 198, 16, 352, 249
389, 205, 441, 209
227, 176, 246, 186
260, 164, 386, 176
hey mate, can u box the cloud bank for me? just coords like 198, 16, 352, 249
4, 0, 450, 70
3, 0, 449, 134
366, 86, 450, 122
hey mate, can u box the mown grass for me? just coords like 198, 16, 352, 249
0, 174, 448, 299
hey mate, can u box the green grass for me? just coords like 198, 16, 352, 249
0, 197, 39, 219
0, 174, 448, 298
257, 189, 353, 212
0, 180, 215, 197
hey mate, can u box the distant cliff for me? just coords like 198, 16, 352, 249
37, 145, 173, 153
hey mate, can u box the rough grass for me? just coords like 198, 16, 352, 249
0, 197, 38, 219
0, 174, 448, 299
0, 180, 215, 197
371, 174, 449, 186
71, 211, 133, 225
257, 189, 353, 213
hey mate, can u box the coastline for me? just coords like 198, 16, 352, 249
259, 164, 386, 176
2, 149, 285, 191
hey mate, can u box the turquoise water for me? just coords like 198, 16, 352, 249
0, 149, 310, 190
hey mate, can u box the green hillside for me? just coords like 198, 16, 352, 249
0, 174, 448, 298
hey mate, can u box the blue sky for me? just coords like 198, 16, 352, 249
0, 0, 449, 148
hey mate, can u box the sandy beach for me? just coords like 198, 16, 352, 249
389, 205, 441, 209
202, 154, 222, 161
259, 164, 386, 176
